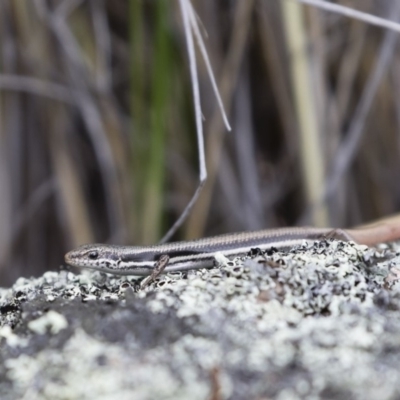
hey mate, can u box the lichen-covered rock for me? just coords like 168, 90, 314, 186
1, 239, 400, 399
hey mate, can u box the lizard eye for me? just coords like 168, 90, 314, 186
88, 251, 99, 260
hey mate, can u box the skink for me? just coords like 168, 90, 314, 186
64, 213, 400, 276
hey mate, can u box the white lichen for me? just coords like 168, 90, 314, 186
27, 310, 68, 335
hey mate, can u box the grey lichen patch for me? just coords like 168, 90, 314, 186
0, 239, 400, 399
5, 329, 226, 400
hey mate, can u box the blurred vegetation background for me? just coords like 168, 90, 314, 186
0, 0, 399, 286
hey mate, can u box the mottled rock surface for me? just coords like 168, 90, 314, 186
1, 239, 400, 400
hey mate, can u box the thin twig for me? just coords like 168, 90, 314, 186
186, 1, 231, 131
324, 3, 400, 200
0, 75, 74, 103
160, 0, 207, 243
90, 0, 112, 91
282, 0, 328, 226
185, 0, 254, 238
140, 255, 170, 290
160, 0, 232, 243
295, 0, 400, 33
43, 6, 124, 239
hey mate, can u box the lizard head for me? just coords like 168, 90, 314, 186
64, 244, 121, 272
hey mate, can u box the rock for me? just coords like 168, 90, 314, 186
1, 239, 400, 399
